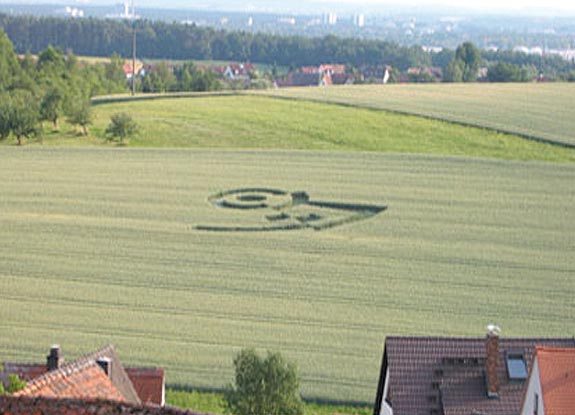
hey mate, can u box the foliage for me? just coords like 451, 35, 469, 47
443, 59, 464, 82
225, 349, 303, 415
40, 87, 65, 129
6, 374, 26, 394
0, 28, 23, 91
444, 42, 482, 82
0, 14, 430, 69
0, 92, 13, 140
487, 62, 529, 82
9, 89, 40, 145
66, 93, 92, 135
105, 112, 138, 144
166, 389, 372, 415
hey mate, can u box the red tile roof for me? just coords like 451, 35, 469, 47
126, 367, 165, 406
375, 336, 575, 415
535, 347, 575, 415
3, 345, 162, 406
14, 360, 126, 402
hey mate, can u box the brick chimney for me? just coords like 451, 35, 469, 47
485, 325, 501, 398
46, 345, 63, 371
96, 357, 112, 377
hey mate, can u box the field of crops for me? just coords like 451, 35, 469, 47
258, 83, 575, 147
14, 95, 573, 163
1, 148, 573, 403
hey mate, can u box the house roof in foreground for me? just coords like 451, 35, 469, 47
376, 336, 575, 415
3, 346, 164, 406
5, 345, 142, 405
533, 347, 575, 415
13, 359, 126, 402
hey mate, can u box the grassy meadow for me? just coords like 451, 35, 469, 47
258, 83, 575, 147
11, 95, 575, 163
1, 148, 573, 403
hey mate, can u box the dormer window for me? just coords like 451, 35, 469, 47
506, 352, 527, 380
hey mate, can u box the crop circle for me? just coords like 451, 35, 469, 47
209, 188, 292, 210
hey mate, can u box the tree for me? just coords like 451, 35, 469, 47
0, 92, 13, 140
0, 28, 22, 92
40, 86, 64, 130
105, 112, 138, 144
10, 89, 40, 145
443, 59, 464, 82
487, 62, 528, 82
455, 42, 481, 82
225, 349, 303, 415
66, 93, 92, 136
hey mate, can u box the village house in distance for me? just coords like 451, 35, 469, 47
374, 326, 575, 415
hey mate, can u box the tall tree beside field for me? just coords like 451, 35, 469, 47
225, 349, 303, 415
40, 86, 65, 130
10, 89, 40, 145
444, 42, 481, 82
66, 93, 92, 136
455, 42, 482, 82
0, 28, 23, 91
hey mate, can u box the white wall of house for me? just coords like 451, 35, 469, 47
520, 358, 545, 415
379, 368, 393, 415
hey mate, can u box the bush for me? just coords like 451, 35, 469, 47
105, 112, 138, 144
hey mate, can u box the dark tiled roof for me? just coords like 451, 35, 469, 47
0, 395, 215, 415
1, 363, 46, 383
13, 360, 126, 402
289, 72, 320, 86
126, 367, 165, 406
377, 336, 575, 415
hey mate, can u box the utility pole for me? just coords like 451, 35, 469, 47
132, 23, 136, 96
131, 0, 137, 96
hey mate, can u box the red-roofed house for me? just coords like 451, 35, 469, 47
520, 347, 575, 415
14, 360, 127, 402
2, 345, 165, 406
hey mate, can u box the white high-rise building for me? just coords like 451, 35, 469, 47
354, 14, 365, 27
324, 12, 337, 25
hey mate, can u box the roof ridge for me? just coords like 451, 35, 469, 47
60, 344, 115, 369
386, 336, 575, 341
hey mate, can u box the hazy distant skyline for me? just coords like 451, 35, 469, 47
2, 0, 575, 15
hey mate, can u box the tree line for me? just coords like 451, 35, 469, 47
1, 13, 574, 81
0, 28, 128, 144
0, 13, 430, 70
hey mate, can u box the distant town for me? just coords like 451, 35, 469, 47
1, 1, 575, 57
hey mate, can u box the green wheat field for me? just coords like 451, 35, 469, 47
258, 83, 575, 147
1, 145, 573, 402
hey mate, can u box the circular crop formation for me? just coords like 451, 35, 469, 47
208, 188, 293, 210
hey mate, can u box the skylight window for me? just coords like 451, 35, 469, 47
506, 353, 528, 380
